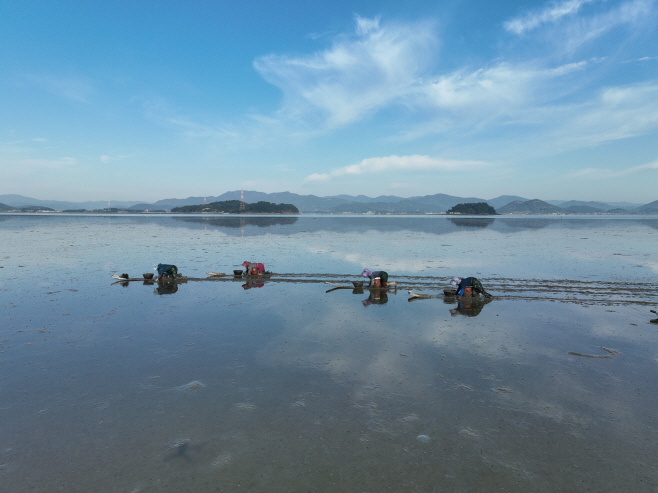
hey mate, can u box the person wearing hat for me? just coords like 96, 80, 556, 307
361, 269, 397, 288
450, 277, 492, 298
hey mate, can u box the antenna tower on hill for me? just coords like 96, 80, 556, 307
240, 188, 245, 211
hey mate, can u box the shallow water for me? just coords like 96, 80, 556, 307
1, 214, 657, 492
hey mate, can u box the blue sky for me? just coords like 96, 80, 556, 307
1, 0, 657, 202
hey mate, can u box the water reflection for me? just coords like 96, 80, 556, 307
241, 279, 266, 290
498, 217, 553, 229
174, 216, 298, 229
2, 213, 658, 240
154, 278, 179, 295
362, 289, 388, 306
449, 297, 492, 317
448, 217, 494, 228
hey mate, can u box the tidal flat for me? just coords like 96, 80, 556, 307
0, 214, 657, 492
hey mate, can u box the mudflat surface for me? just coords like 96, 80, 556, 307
1, 214, 657, 492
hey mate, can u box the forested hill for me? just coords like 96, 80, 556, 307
498, 199, 564, 214
171, 200, 299, 214
446, 202, 498, 215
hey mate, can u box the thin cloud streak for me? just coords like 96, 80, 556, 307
504, 0, 598, 35
15, 157, 78, 169
569, 157, 658, 178
421, 61, 588, 115
556, 83, 658, 148
305, 155, 486, 182
24, 73, 94, 103
560, 0, 653, 52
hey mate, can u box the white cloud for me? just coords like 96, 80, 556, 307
504, 0, 597, 35
561, 0, 653, 52
251, 14, 605, 138
355, 15, 381, 35
99, 154, 135, 164
254, 15, 437, 127
305, 154, 486, 182
557, 83, 658, 148
422, 61, 588, 115
31, 138, 47, 142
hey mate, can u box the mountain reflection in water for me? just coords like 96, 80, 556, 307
174, 216, 298, 229
448, 217, 495, 228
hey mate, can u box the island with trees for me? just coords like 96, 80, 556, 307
446, 202, 498, 215
171, 200, 299, 214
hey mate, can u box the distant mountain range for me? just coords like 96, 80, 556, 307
0, 192, 655, 214
498, 199, 658, 214
498, 200, 564, 214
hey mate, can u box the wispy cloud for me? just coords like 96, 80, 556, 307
99, 154, 134, 164
422, 61, 588, 115
24, 73, 94, 102
147, 7, 657, 173
254, 15, 437, 127
305, 154, 486, 182
560, 0, 653, 52
504, 0, 598, 35
569, 157, 658, 178
251, 15, 598, 136
18, 157, 77, 169
504, 0, 654, 57
556, 83, 658, 148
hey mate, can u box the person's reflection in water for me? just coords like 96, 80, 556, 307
242, 280, 265, 290
449, 297, 491, 317
362, 289, 388, 307
154, 278, 179, 295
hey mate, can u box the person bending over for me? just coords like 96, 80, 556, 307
450, 277, 493, 298
362, 269, 397, 288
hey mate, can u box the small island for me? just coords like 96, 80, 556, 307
446, 202, 498, 215
171, 200, 299, 214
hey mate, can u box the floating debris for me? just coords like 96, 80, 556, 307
166, 438, 190, 450
400, 414, 419, 423
212, 454, 231, 467
416, 434, 431, 443
496, 386, 514, 393
459, 428, 479, 439
235, 402, 256, 412
175, 380, 206, 392
568, 347, 620, 359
